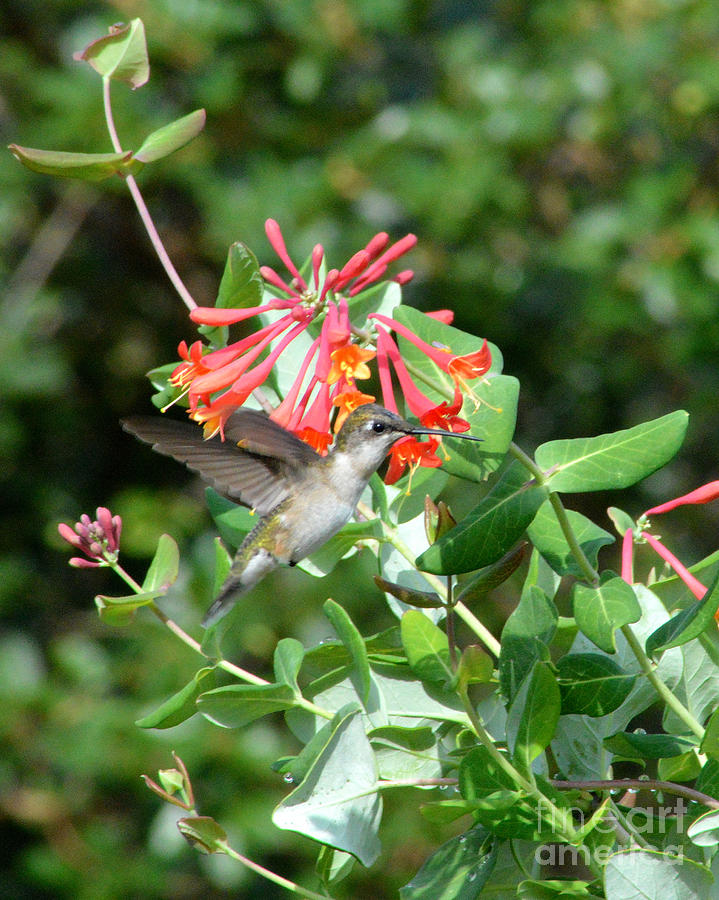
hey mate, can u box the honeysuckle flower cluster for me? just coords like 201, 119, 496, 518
58, 507, 122, 568
621, 480, 719, 609
169, 219, 492, 483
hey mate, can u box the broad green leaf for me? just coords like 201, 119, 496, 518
507, 661, 561, 769
556, 653, 636, 717
456, 645, 494, 691
212, 537, 232, 596
438, 376, 520, 484
657, 750, 701, 782
663, 630, 719, 735
603, 732, 697, 760
215, 242, 263, 310
197, 682, 296, 728
696, 758, 719, 804
324, 600, 371, 705
607, 506, 636, 537
454, 541, 529, 606
552, 586, 683, 781
604, 848, 712, 899
142, 534, 179, 592
518, 879, 594, 897
687, 809, 719, 847
299, 519, 384, 577
135, 667, 215, 729
274, 638, 304, 694
177, 816, 227, 855
535, 410, 688, 493
458, 746, 550, 839
527, 501, 614, 578
416, 460, 547, 575
646, 567, 719, 657
205, 488, 255, 548
399, 825, 497, 900
499, 585, 557, 703
133, 109, 206, 163
95, 589, 162, 626
273, 707, 382, 866
316, 846, 355, 888
73, 19, 149, 88
572, 574, 641, 654
401, 609, 453, 686
701, 706, 719, 762
9, 145, 134, 181
370, 725, 443, 781
390, 466, 449, 523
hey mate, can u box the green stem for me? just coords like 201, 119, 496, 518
621, 625, 705, 740
457, 689, 579, 843
220, 841, 335, 900
109, 562, 333, 720
382, 523, 501, 657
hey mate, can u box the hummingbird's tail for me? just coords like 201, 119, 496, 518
201, 546, 279, 627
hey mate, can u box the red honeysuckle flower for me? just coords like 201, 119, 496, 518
385, 435, 442, 487
641, 531, 707, 601
644, 480, 719, 516
327, 344, 376, 386
420, 386, 471, 433
369, 313, 491, 386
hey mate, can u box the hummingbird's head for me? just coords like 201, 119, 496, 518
332, 403, 482, 478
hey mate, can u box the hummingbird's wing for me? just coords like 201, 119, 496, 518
122, 412, 319, 515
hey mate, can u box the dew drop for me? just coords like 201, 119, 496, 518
633, 727, 647, 735
468, 871, 477, 882
283, 773, 295, 784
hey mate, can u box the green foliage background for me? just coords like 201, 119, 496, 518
3, 0, 719, 896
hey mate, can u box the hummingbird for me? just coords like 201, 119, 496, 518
122, 404, 482, 627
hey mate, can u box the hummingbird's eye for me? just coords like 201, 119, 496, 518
372, 421, 386, 434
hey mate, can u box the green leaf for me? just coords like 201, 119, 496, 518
416, 460, 547, 575
454, 542, 529, 605
73, 19, 149, 88
399, 825, 497, 900
657, 750, 701, 782
323, 600, 371, 706
701, 706, 719, 762
205, 488, 256, 547
370, 725, 443, 781
135, 667, 215, 729
9, 145, 134, 181
299, 518, 383, 577
212, 537, 232, 597
401, 610, 453, 686
456, 645, 494, 691
507, 661, 561, 769
572, 574, 641, 654
535, 410, 689, 493
517, 879, 594, 898
603, 731, 697, 761
142, 534, 179, 592
133, 109, 206, 163
215, 242, 264, 310
687, 809, 719, 847
607, 506, 636, 537
604, 848, 713, 899
94, 589, 162, 626
177, 816, 227, 855
527, 501, 614, 578
272, 707, 382, 866
458, 746, 541, 839
645, 568, 719, 657
498, 585, 557, 703
197, 682, 296, 728
556, 653, 636, 717
273, 638, 304, 694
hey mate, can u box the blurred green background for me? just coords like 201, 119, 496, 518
3, 0, 719, 896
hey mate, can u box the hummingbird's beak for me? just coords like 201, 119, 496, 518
408, 426, 483, 443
